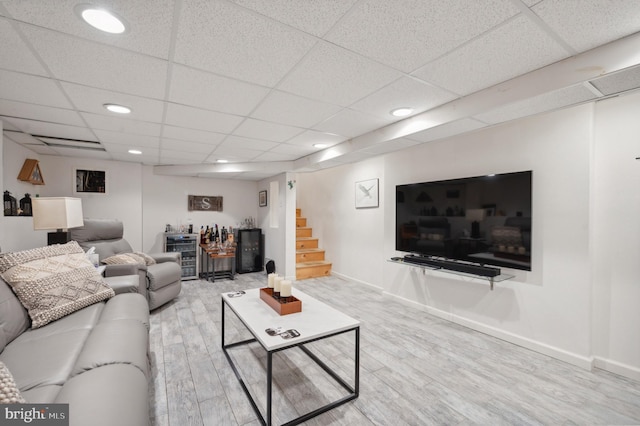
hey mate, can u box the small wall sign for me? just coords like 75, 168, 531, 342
188, 195, 223, 211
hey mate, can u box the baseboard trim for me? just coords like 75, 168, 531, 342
593, 357, 640, 381
382, 290, 595, 371
331, 271, 384, 291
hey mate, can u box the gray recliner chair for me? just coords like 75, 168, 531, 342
70, 218, 182, 310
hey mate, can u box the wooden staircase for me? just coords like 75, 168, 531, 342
296, 208, 332, 280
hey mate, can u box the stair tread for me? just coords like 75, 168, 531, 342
296, 248, 324, 253
296, 237, 318, 240
296, 260, 332, 268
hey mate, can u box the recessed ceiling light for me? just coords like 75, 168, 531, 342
103, 103, 131, 114
128, 149, 142, 155
313, 143, 328, 148
390, 107, 414, 117
217, 159, 228, 163
75, 5, 127, 34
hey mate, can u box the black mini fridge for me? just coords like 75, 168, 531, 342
235, 228, 264, 273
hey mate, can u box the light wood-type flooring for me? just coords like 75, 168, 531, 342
149, 273, 640, 425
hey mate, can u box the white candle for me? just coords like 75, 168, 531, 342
274, 276, 283, 292
280, 280, 292, 297
267, 273, 276, 288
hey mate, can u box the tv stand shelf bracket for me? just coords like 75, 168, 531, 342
388, 258, 514, 290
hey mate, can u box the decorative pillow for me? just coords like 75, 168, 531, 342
133, 251, 156, 266
102, 253, 145, 266
0, 241, 115, 329
0, 361, 25, 403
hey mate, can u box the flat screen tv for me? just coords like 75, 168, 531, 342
396, 171, 532, 271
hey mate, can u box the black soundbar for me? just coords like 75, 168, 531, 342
402, 255, 501, 278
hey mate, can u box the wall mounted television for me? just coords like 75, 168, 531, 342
396, 171, 532, 271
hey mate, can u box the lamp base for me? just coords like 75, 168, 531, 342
47, 231, 70, 245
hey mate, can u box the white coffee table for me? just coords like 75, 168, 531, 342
221, 287, 360, 426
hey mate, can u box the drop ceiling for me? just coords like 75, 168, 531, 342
1, 0, 640, 180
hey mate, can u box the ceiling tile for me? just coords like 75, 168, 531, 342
532, 0, 640, 52
278, 42, 402, 107
2, 130, 45, 145
161, 137, 218, 154
160, 149, 207, 162
169, 65, 270, 116
474, 84, 596, 125
228, 0, 357, 37
2, 117, 95, 140
162, 125, 226, 145
60, 82, 164, 123
2, 0, 175, 59
94, 130, 161, 148
164, 103, 243, 134
81, 113, 162, 137
350, 76, 457, 119
590, 65, 640, 96
174, 0, 317, 86
0, 17, 47, 75
413, 15, 569, 96
50, 146, 111, 160
0, 69, 72, 108
313, 108, 391, 138
0, 99, 84, 127
251, 150, 300, 162
250, 90, 342, 128
109, 151, 159, 164
404, 119, 487, 143
208, 145, 262, 162
20, 24, 167, 99
325, 0, 520, 72
233, 118, 303, 142
286, 130, 346, 147
222, 135, 279, 151
16, 143, 59, 155
270, 143, 317, 157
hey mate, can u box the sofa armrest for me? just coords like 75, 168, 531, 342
103, 264, 147, 277
150, 252, 181, 264
103, 275, 140, 295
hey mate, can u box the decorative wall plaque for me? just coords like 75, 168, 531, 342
188, 195, 223, 211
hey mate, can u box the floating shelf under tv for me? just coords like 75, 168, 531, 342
388, 256, 514, 290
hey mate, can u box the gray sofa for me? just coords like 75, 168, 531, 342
70, 218, 182, 310
0, 273, 150, 426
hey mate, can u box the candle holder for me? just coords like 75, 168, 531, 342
260, 288, 302, 315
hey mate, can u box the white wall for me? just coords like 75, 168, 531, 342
299, 104, 605, 372
592, 92, 640, 379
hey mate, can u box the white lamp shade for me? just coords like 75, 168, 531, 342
32, 197, 84, 230
465, 208, 486, 222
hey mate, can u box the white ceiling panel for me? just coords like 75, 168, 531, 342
169, 65, 270, 116
413, 15, 569, 96
0, 17, 47, 76
161, 125, 226, 145
278, 42, 403, 107
20, 24, 168, 99
313, 108, 390, 138
228, 0, 358, 37
109, 152, 159, 164
174, 0, 317, 86
233, 118, 303, 142
161, 137, 218, 154
2, 117, 96, 141
222, 135, 279, 151
251, 150, 300, 162
81, 113, 162, 137
325, 0, 520, 72
590, 65, 640, 97
94, 130, 161, 148
405, 119, 487, 144
164, 103, 244, 134
2, 0, 175, 59
474, 85, 596, 125
51, 146, 111, 160
0, 69, 72, 108
160, 149, 208, 162
361, 137, 421, 155
350, 77, 457, 119
16, 143, 59, 155
60, 82, 165, 123
270, 143, 316, 156
286, 130, 346, 148
250, 90, 342, 128
0, 99, 83, 127
532, 0, 640, 52
208, 145, 262, 162
2, 130, 45, 145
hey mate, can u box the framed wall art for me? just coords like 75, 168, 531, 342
74, 168, 106, 194
259, 190, 267, 207
355, 178, 379, 208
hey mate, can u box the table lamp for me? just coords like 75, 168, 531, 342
32, 197, 84, 245
465, 208, 485, 239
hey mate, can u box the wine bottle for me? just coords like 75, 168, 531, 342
199, 226, 204, 244
214, 224, 220, 243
